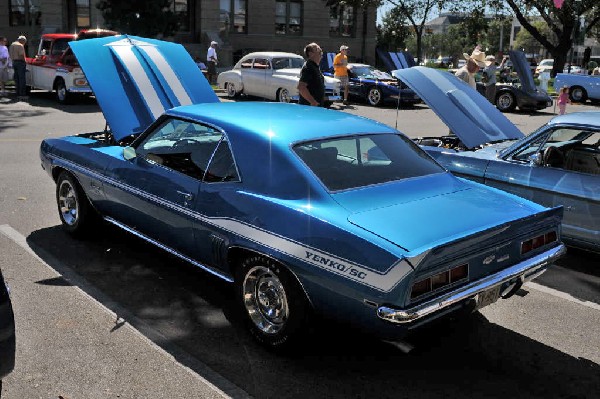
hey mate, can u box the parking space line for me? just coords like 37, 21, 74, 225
0, 224, 250, 399
525, 281, 600, 311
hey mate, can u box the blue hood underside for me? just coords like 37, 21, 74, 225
70, 35, 219, 142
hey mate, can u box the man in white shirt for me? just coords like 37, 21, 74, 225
206, 41, 218, 84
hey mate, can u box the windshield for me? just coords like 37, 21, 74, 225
350, 66, 392, 80
272, 57, 304, 69
294, 133, 444, 191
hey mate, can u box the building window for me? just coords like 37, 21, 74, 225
170, 0, 190, 31
220, 0, 247, 34
76, 0, 91, 29
275, 1, 302, 35
329, 5, 355, 37
9, 0, 41, 26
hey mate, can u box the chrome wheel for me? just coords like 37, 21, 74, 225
277, 88, 291, 103
242, 265, 289, 335
226, 82, 237, 98
58, 178, 79, 226
496, 92, 515, 112
569, 86, 586, 102
367, 87, 382, 106
56, 80, 68, 104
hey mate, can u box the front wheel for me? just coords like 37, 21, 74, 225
367, 87, 383, 106
226, 82, 239, 98
235, 255, 310, 350
496, 92, 516, 112
569, 86, 587, 103
55, 79, 70, 104
56, 171, 97, 236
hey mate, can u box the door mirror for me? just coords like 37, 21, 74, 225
528, 152, 542, 166
123, 146, 137, 161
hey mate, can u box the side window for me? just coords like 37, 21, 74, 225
253, 58, 269, 69
136, 118, 223, 180
38, 40, 52, 56
240, 58, 253, 68
204, 139, 240, 183
511, 135, 547, 162
51, 39, 70, 56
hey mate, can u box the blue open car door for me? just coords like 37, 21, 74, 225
393, 66, 524, 149
70, 35, 219, 142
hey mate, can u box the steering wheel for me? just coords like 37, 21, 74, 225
543, 146, 564, 168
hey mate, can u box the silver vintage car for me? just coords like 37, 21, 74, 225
217, 51, 341, 105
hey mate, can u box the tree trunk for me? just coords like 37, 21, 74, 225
416, 33, 422, 64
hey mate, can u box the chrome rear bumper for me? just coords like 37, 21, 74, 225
377, 244, 566, 324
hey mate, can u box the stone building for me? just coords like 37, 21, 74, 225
1, 0, 377, 66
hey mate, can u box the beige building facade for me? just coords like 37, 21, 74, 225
1, 0, 377, 66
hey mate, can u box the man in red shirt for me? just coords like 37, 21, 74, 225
333, 45, 349, 105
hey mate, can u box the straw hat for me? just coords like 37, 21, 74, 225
463, 49, 487, 68
485, 55, 496, 66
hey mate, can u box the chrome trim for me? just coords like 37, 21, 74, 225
377, 244, 566, 324
67, 87, 92, 93
103, 216, 234, 282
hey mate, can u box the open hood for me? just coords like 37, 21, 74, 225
70, 35, 218, 142
509, 50, 536, 93
393, 67, 524, 149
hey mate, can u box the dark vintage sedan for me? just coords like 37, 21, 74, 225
395, 66, 600, 253
476, 51, 553, 113
0, 268, 16, 390
40, 35, 565, 350
324, 63, 420, 106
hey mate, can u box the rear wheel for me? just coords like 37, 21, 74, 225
235, 255, 310, 350
496, 92, 516, 112
55, 79, 70, 104
277, 88, 291, 103
569, 86, 587, 103
56, 171, 97, 236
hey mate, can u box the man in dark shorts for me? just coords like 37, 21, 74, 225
297, 42, 325, 106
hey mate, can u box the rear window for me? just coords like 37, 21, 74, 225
294, 134, 444, 191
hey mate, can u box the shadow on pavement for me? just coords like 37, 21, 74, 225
26, 224, 600, 399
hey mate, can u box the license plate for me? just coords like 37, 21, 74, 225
476, 286, 500, 309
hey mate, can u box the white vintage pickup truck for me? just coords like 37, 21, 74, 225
26, 29, 117, 103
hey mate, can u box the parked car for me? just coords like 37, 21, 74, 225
395, 65, 600, 253
26, 29, 118, 103
41, 35, 565, 350
554, 73, 600, 103
563, 64, 586, 75
475, 51, 553, 112
323, 63, 420, 106
217, 51, 341, 105
0, 268, 16, 389
535, 59, 553, 75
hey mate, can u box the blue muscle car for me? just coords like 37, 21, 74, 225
395, 66, 600, 253
40, 36, 565, 350
323, 62, 420, 106
554, 73, 600, 103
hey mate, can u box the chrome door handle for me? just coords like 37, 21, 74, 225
176, 190, 194, 203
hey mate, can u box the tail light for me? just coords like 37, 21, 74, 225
521, 230, 557, 255
410, 263, 468, 300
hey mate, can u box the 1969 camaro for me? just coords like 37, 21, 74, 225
394, 66, 600, 253
40, 35, 565, 350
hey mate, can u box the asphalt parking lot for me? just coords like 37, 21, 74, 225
0, 92, 598, 399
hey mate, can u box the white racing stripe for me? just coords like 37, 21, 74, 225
139, 45, 192, 106
109, 44, 165, 119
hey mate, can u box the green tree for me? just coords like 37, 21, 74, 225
377, 6, 412, 52
455, 0, 600, 75
96, 0, 180, 38
514, 20, 557, 55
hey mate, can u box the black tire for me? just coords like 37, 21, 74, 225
235, 255, 310, 351
569, 86, 587, 103
56, 171, 97, 236
55, 79, 70, 104
367, 87, 383, 106
496, 92, 516, 112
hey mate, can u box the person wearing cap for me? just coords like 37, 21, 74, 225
206, 41, 218, 84
334, 45, 350, 105
297, 42, 325, 107
482, 54, 507, 103
9, 35, 27, 100
455, 48, 486, 89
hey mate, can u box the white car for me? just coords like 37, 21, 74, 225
217, 52, 341, 104
535, 59, 553, 75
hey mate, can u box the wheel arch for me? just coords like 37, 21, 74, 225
227, 246, 315, 309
